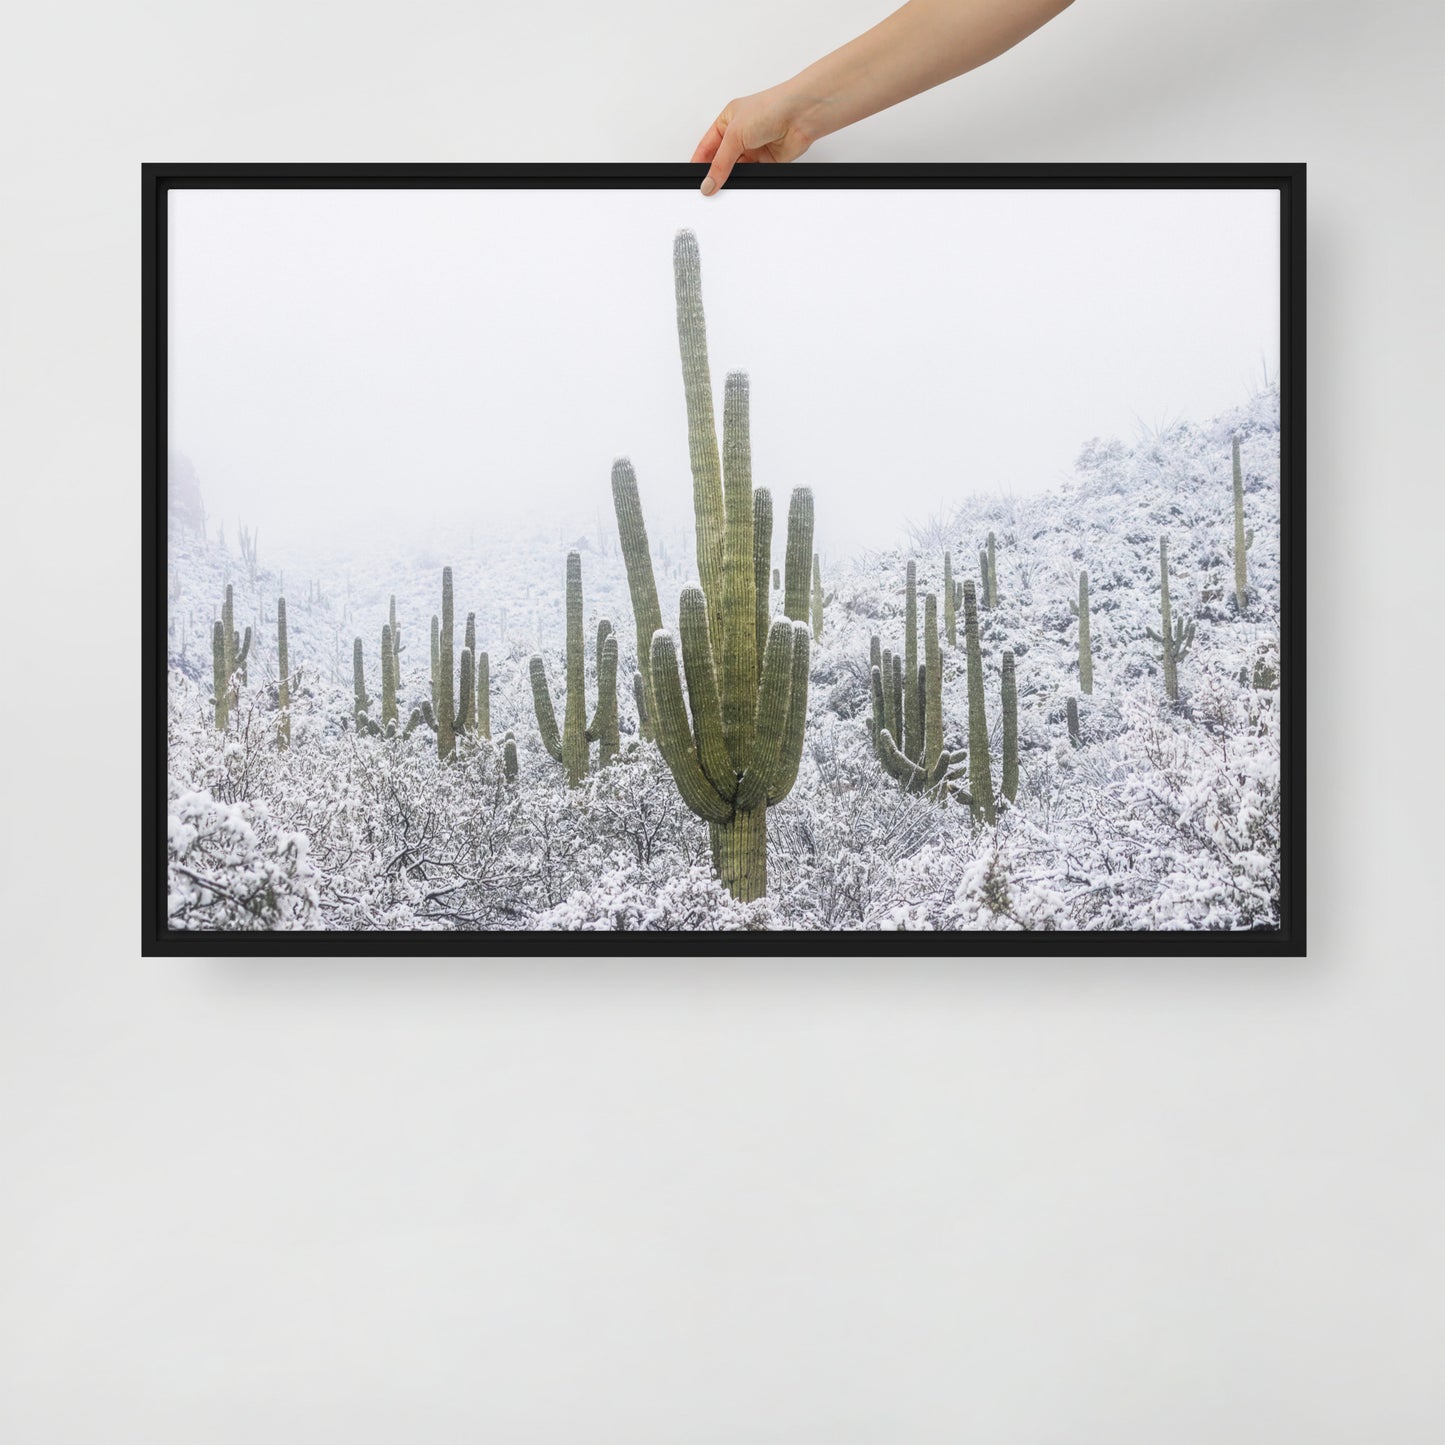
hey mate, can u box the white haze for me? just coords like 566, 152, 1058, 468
167, 185, 1279, 560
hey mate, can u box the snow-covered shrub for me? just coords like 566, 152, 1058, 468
167, 792, 320, 930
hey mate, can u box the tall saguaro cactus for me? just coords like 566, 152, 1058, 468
530, 552, 618, 786
611, 231, 813, 902
211, 621, 229, 730
277, 597, 290, 749
1001, 650, 1018, 803
380, 623, 398, 730
810, 554, 826, 642
353, 638, 372, 731
436, 568, 456, 759
1070, 569, 1094, 694
1232, 434, 1254, 611
1147, 536, 1195, 701
962, 579, 995, 823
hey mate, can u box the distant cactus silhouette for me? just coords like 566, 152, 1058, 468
943, 551, 957, 646
276, 597, 290, 749
1001, 651, 1018, 803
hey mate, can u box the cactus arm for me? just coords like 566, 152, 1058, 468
476, 651, 490, 740
764, 622, 810, 805
735, 618, 794, 811
752, 486, 773, 668
529, 655, 564, 762
649, 631, 732, 824
612, 457, 664, 730
236, 626, 251, 669
677, 586, 733, 798
586, 619, 613, 738
673, 229, 726, 632
718, 372, 759, 770
782, 487, 815, 624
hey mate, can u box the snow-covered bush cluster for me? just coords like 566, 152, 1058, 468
166, 386, 1281, 932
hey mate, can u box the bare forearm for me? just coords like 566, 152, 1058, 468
784, 0, 1075, 144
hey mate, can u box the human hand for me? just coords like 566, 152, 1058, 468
692, 88, 816, 196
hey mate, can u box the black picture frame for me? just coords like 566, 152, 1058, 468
143, 162, 1305, 957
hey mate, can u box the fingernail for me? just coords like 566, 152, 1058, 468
700, 177, 717, 196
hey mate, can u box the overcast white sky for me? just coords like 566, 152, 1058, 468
168, 185, 1279, 557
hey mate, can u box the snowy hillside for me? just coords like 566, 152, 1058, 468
166, 385, 1281, 933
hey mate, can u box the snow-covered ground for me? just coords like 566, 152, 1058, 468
166, 385, 1281, 932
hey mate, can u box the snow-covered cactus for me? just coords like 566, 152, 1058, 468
458, 646, 474, 741
1066, 695, 1081, 748
502, 731, 519, 784
239, 524, 259, 587
1232, 434, 1254, 612
436, 568, 457, 759
632, 670, 649, 739
772, 567, 780, 591
1001, 650, 1018, 803
962, 579, 995, 823
459, 612, 477, 733
870, 594, 965, 799
531, 552, 617, 786
985, 531, 998, 609
429, 614, 440, 716
211, 621, 228, 730
1069, 569, 1094, 694
1147, 535, 1195, 701
611, 231, 814, 902
353, 638, 372, 732
221, 583, 251, 686
591, 623, 620, 768
380, 622, 397, 731
943, 551, 956, 646
276, 599, 291, 749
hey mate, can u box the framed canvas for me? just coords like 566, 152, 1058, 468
143, 163, 1305, 954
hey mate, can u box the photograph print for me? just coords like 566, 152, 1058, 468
147, 165, 1303, 950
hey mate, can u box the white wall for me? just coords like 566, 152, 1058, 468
2, 2, 1442, 1440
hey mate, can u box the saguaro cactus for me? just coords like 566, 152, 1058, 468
221, 583, 251, 687
277, 597, 290, 748
811, 553, 825, 642
1070, 569, 1094, 694
211, 621, 228, 730
871, 594, 966, 797
985, 532, 998, 609
1147, 536, 1195, 701
436, 568, 457, 759
530, 552, 618, 785
380, 623, 397, 730
1066, 696, 1081, 748
943, 551, 957, 647
1232, 434, 1254, 612
962, 579, 995, 823
1001, 650, 1018, 803
353, 638, 373, 731
502, 731, 519, 784
611, 230, 813, 901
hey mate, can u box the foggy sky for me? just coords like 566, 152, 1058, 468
168, 185, 1279, 558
